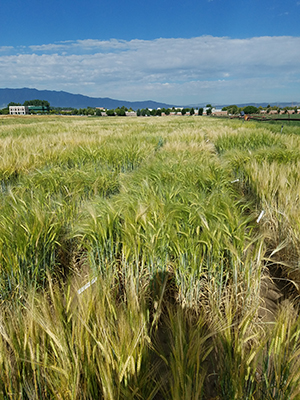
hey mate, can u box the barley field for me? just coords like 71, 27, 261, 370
0, 114, 300, 399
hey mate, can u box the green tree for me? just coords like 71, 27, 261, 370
23, 99, 50, 107
95, 109, 102, 116
243, 106, 258, 114
7, 102, 21, 107
198, 108, 203, 115
106, 109, 115, 116
223, 105, 239, 115
115, 108, 126, 116
190, 107, 195, 115
141, 108, 150, 116
86, 107, 95, 115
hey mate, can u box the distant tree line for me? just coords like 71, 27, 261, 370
7, 99, 51, 107
222, 104, 299, 115
136, 107, 199, 116
55, 106, 130, 116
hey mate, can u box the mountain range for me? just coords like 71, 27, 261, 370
0, 88, 176, 110
0, 88, 299, 110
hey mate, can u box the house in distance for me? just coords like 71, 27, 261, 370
9, 105, 29, 115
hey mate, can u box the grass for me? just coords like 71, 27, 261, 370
0, 114, 300, 398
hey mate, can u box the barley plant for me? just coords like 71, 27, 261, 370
0, 114, 300, 398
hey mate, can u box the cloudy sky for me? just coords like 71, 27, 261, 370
1, 0, 300, 105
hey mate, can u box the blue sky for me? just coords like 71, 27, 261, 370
1, 0, 300, 105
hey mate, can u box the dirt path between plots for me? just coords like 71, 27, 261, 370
259, 260, 299, 323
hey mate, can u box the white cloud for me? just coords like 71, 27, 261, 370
0, 46, 14, 52
1, 36, 300, 104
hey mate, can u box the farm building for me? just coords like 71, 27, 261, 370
28, 105, 50, 114
9, 106, 29, 115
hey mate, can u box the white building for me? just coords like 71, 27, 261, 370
9, 106, 29, 115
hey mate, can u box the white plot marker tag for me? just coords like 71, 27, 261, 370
256, 210, 265, 223
77, 277, 97, 295
231, 179, 239, 183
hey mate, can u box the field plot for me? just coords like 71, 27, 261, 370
0, 115, 300, 399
